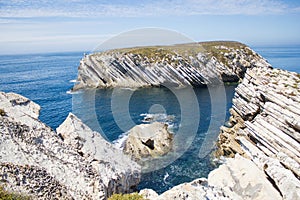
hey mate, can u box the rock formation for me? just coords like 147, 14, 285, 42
148, 155, 282, 200
148, 67, 300, 200
0, 92, 141, 199
123, 122, 173, 161
73, 41, 270, 90
216, 67, 300, 199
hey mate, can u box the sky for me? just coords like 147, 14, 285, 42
0, 0, 300, 54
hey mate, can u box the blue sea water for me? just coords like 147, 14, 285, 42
253, 46, 300, 73
0, 52, 82, 128
0, 46, 299, 193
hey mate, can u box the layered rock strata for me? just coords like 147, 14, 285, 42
73, 42, 270, 89
0, 92, 141, 199
216, 67, 300, 199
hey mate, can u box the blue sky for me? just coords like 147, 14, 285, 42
0, 0, 300, 54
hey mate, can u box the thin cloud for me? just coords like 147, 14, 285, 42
0, 34, 111, 43
0, 0, 295, 19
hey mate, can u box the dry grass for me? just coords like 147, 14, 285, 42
108, 193, 145, 200
0, 186, 31, 200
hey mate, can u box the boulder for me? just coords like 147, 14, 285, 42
123, 122, 173, 161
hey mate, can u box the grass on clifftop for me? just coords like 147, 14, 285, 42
92, 41, 250, 65
108, 193, 145, 200
0, 186, 30, 200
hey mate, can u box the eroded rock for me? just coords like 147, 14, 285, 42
123, 122, 173, 161
0, 92, 141, 199
73, 42, 270, 90
216, 67, 300, 200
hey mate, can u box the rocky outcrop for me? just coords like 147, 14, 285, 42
216, 67, 300, 199
147, 155, 281, 200
73, 41, 270, 89
0, 92, 140, 199
123, 122, 173, 161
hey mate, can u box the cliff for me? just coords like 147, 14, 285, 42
73, 41, 270, 90
138, 66, 300, 200
0, 92, 140, 199
215, 67, 300, 199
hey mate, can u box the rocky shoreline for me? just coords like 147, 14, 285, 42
0, 92, 140, 199
1, 41, 299, 199
146, 66, 300, 200
215, 66, 300, 199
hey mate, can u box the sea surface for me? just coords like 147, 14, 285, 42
0, 46, 299, 193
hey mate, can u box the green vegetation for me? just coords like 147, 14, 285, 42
0, 109, 6, 116
0, 186, 30, 200
92, 41, 251, 66
200, 41, 247, 66
128, 47, 175, 62
108, 193, 145, 200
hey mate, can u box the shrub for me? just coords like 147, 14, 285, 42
0, 185, 30, 200
108, 193, 145, 200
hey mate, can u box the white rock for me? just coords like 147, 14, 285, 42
0, 92, 141, 199
208, 155, 282, 200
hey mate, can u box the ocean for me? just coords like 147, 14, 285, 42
0, 46, 299, 193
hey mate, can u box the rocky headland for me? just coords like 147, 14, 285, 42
1, 41, 299, 199
73, 41, 270, 90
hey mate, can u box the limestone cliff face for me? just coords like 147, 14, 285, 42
73, 42, 270, 90
216, 67, 300, 200
0, 92, 140, 200
138, 67, 300, 200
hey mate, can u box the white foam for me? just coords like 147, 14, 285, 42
163, 172, 169, 184
140, 113, 175, 123
66, 90, 82, 95
120, 87, 137, 91
113, 131, 129, 150
69, 79, 78, 83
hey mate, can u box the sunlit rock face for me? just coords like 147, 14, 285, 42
73, 42, 270, 90
0, 92, 141, 200
216, 67, 300, 200
123, 122, 173, 161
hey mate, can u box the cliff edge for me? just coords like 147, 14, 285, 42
0, 92, 140, 199
215, 67, 300, 199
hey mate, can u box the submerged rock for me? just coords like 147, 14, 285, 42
123, 122, 173, 161
73, 42, 270, 90
0, 92, 141, 199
